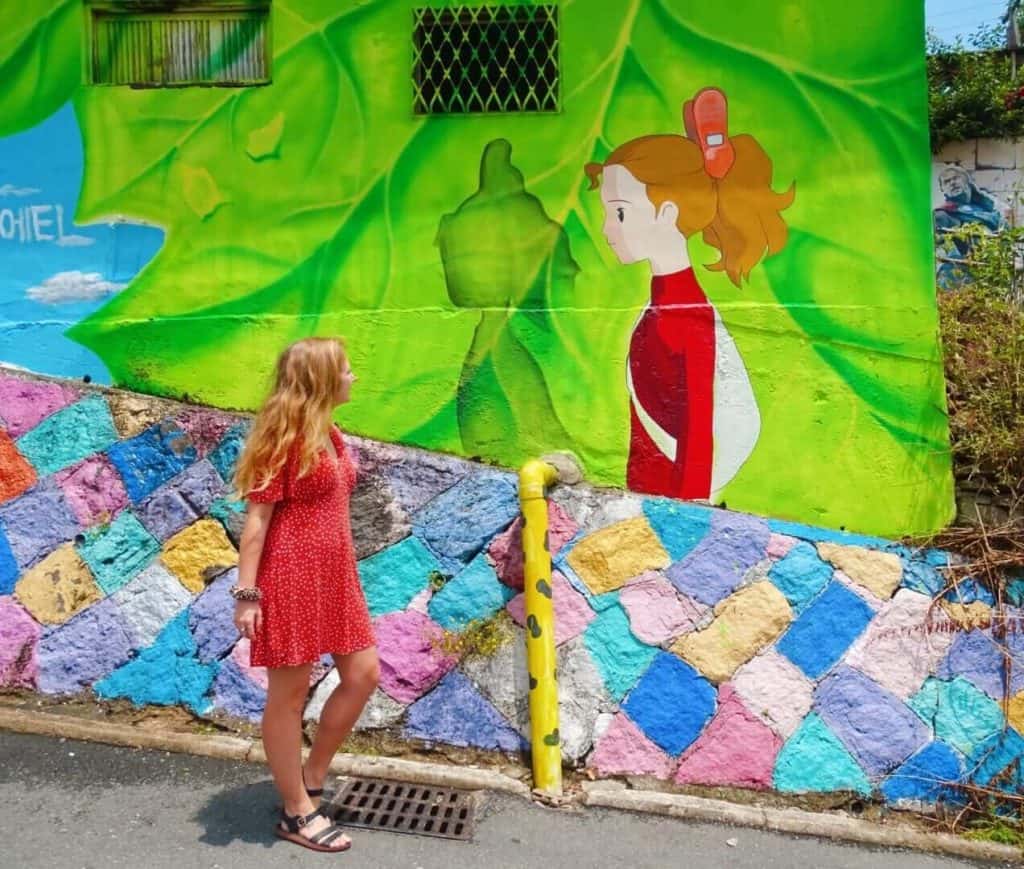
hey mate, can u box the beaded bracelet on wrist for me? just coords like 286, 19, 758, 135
230, 585, 261, 602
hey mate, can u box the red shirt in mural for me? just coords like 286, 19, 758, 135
627, 268, 716, 500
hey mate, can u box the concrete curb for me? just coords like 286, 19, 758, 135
0, 707, 530, 796
1, 707, 1019, 863
581, 782, 1022, 864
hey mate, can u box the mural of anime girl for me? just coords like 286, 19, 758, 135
585, 88, 794, 502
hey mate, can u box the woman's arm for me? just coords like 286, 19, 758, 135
234, 501, 275, 639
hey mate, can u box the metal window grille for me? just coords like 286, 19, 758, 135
412, 5, 559, 115
85, 1, 271, 88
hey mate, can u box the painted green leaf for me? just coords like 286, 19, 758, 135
1, 0, 951, 534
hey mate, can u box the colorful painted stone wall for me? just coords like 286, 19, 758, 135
1, 368, 1021, 808
0, 1, 951, 537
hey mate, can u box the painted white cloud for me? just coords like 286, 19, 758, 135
56, 233, 96, 247
0, 184, 41, 197
26, 270, 127, 304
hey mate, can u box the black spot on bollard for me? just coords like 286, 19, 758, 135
529, 675, 538, 690
536, 578, 552, 598
543, 729, 560, 746
526, 615, 542, 638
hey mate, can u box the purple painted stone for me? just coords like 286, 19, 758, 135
213, 658, 266, 721
188, 569, 238, 664
938, 628, 1024, 699
0, 376, 78, 438
0, 595, 42, 688
404, 670, 524, 752
814, 665, 930, 778
176, 409, 235, 459
135, 486, 198, 541
37, 597, 133, 694
666, 511, 771, 607
351, 438, 469, 515
174, 459, 227, 515
54, 455, 129, 527
376, 610, 458, 704
0, 482, 80, 569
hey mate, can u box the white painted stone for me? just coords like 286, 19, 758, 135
593, 712, 616, 744
111, 562, 192, 649
977, 138, 1017, 170
935, 139, 977, 170
557, 637, 615, 761
551, 485, 644, 535
407, 588, 433, 615
304, 672, 407, 730
844, 588, 957, 699
731, 649, 814, 739
461, 627, 531, 734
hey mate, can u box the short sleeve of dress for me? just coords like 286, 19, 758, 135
246, 452, 292, 504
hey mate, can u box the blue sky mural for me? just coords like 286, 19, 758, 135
0, 102, 163, 383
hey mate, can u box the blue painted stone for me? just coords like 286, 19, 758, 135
0, 526, 18, 595
375, 449, 468, 515
36, 597, 133, 694
900, 561, 944, 597
623, 652, 716, 756
773, 713, 872, 796
213, 659, 266, 721
583, 601, 658, 701
412, 472, 519, 570
924, 549, 951, 567
95, 611, 218, 714
0, 482, 79, 569
188, 570, 238, 664
359, 536, 443, 618
404, 670, 524, 752
881, 742, 963, 804
106, 422, 197, 503
208, 496, 246, 546
1007, 579, 1024, 608
937, 628, 1024, 699
208, 424, 248, 484
174, 459, 227, 515
135, 485, 197, 541
967, 730, 1024, 795
665, 511, 770, 607
428, 553, 514, 631
641, 498, 712, 562
76, 512, 160, 596
908, 677, 1005, 757
766, 518, 889, 550
814, 665, 930, 778
768, 542, 834, 612
941, 578, 995, 607
776, 581, 874, 679
15, 394, 118, 477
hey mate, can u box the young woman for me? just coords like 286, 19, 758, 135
585, 87, 794, 502
232, 336, 379, 853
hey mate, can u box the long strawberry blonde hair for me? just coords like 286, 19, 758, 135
584, 90, 795, 286
234, 337, 348, 497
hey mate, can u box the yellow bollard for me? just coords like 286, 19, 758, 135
518, 458, 562, 795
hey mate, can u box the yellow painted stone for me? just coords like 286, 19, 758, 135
107, 391, 177, 439
939, 600, 992, 630
1005, 693, 1024, 733
15, 545, 102, 625
566, 517, 670, 595
161, 519, 238, 593
672, 581, 792, 683
817, 542, 903, 600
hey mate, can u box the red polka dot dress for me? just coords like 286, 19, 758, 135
247, 426, 375, 668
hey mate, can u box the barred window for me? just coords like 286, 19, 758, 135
85, 1, 271, 88
413, 5, 560, 115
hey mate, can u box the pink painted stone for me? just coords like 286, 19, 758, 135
489, 501, 578, 591
589, 712, 677, 780
675, 684, 783, 790
767, 533, 799, 560
619, 572, 707, 645
407, 588, 433, 614
507, 571, 595, 646
0, 596, 42, 688
375, 610, 458, 704
230, 638, 330, 691
176, 409, 235, 458
54, 455, 129, 526
0, 376, 78, 438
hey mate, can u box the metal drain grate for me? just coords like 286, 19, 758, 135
328, 777, 475, 841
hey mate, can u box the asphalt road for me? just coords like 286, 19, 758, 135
0, 731, 1006, 869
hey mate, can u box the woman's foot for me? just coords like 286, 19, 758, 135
277, 805, 351, 853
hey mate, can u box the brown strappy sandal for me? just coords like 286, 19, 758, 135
275, 807, 351, 853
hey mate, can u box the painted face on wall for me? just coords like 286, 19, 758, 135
599, 164, 684, 267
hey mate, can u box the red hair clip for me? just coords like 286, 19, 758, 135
683, 88, 735, 180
